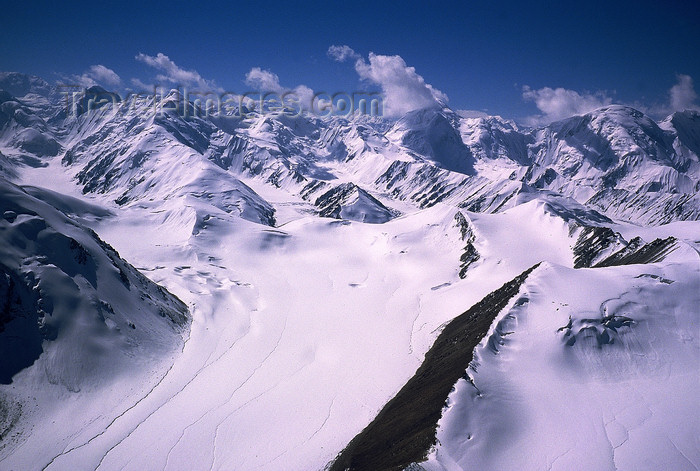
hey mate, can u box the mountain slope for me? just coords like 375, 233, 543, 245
0, 176, 188, 461
0, 71, 698, 470
0, 177, 188, 386
426, 260, 700, 471
2, 73, 698, 227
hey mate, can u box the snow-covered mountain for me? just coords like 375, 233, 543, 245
2, 73, 698, 228
3, 73, 699, 228
0, 72, 698, 470
0, 177, 187, 388
0, 176, 188, 465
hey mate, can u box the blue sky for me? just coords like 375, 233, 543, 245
2, 0, 699, 122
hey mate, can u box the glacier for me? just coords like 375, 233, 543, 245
0, 72, 698, 470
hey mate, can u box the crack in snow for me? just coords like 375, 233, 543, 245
408, 294, 423, 357
48, 281, 250, 471
252, 396, 336, 471
40, 328, 190, 471
546, 447, 572, 471
93, 305, 258, 470
208, 316, 289, 470
208, 360, 309, 471
667, 436, 699, 471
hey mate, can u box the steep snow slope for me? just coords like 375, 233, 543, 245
2, 73, 696, 227
425, 259, 700, 471
10, 154, 606, 470
0, 73, 52, 100
58, 94, 276, 226
0, 71, 698, 470
385, 108, 476, 175
0, 177, 188, 467
659, 110, 700, 174
0, 91, 60, 159
525, 106, 700, 224
459, 115, 532, 167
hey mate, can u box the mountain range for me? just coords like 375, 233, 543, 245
0, 71, 698, 470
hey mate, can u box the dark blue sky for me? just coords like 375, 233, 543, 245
2, 0, 699, 121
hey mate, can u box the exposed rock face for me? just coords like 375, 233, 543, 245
328, 264, 540, 471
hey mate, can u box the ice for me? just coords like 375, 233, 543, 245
0, 72, 698, 470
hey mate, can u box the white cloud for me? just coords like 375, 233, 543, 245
327, 45, 360, 62
72, 64, 121, 88
245, 67, 282, 92
522, 86, 612, 125
291, 84, 314, 110
86, 65, 121, 86
243, 67, 315, 112
641, 74, 700, 118
130, 78, 153, 91
135, 52, 220, 91
669, 74, 699, 112
328, 45, 447, 117
72, 75, 96, 88
522, 75, 700, 123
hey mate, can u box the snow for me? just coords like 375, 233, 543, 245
3, 177, 589, 469
15, 203, 448, 469
0, 177, 187, 468
0, 72, 699, 470
425, 260, 700, 471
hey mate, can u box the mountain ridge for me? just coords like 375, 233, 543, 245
1, 72, 698, 227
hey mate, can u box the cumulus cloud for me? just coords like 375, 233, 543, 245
135, 52, 220, 91
669, 74, 699, 112
243, 67, 315, 111
522, 86, 612, 125
86, 65, 121, 86
328, 45, 447, 117
72, 64, 121, 88
522, 75, 700, 124
245, 67, 282, 92
292, 84, 315, 110
625, 74, 699, 118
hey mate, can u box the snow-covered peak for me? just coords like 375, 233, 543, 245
0, 71, 697, 228
0, 72, 52, 99
545, 105, 676, 168
459, 114, 532, 165
386, 108, 475, 174
0, 177, 188, 388
660, 109, 700, 164
526, 104, 695, 201
314, 182, 397, 223
0, 69, 698, 471
0, 91, 60, 158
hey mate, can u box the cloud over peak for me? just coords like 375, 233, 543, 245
522, 86, 612, 125
71, 64, 121, 88
244, 67, 314, 111
669, 74, 699, 113
329, 45, 447, 117
523, 74, 700, 125
244, 67, 283, 92
135, 52, 219, 91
